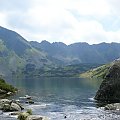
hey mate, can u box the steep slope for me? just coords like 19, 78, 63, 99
30, 41, 120, 65
0, 26, 53, 78
95, 59, 120, 103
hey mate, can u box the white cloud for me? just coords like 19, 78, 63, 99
0, 12, 8, 27
67, 0, 111, 16
0, 0, 120, 45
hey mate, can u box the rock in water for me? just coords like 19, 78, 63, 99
10, 102, 21, 111
26, 115, 49, 120
18, 112, 30, 120
95, 61, 120, 103
0, 99, 11, 109
3, 104, 11, 112
105, 103, 120, 110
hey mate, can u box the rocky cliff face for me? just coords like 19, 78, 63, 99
95, 60, 120, 103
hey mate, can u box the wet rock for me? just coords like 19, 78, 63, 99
10, 102, 21, 111
10, 112, 20, 115
3, 104, 11, 112
0, 99, 11, 105
0, 89, 6, 94
25, 100, 34, 104
0, 99, 23, 112
105, 103, 120, 110
7, 92, 12, 95
18, 112, 30, 120
11, 100, 24, 110
26, 115, 49, 120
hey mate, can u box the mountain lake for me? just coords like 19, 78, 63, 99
1, 77, 120, 120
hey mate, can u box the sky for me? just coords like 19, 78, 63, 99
0, 0, 120, 45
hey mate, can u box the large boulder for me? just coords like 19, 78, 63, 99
0, 99, 11, 109
10, 102, 22, 111
0, 99, 11, 104
0, 99, 23, 112
3, 104, 11, 112
26, 115, 49, 120
95, 61, 120, 103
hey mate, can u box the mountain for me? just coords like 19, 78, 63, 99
30, 41, 120, 65
0, 26, 53, 79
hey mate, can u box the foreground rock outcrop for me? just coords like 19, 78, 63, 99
0, 99, 23, 112
95, 60, 120, 103
18, 111, 49, 120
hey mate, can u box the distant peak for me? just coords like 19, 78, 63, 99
52, 42, 67, 46
41, 40, 50, 44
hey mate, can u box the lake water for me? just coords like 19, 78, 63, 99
1, 77, 120, 120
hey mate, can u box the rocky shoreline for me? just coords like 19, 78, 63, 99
0, 97, 49, 120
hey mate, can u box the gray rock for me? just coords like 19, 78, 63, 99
10, 112, 20, 115
18, 112, 30, 120
0, 99, 23, 112
7, 92, 12, 95
0, 89, 6, 94
0, 99, 11, 110
0, 99, 11, 105
3, 104, 11, 112
105, 103, 120, 110
10, 102, 21, 111
25, 100, 34, 104
26, 115, 49, 120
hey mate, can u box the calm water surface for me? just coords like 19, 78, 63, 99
1, 77, 120, 120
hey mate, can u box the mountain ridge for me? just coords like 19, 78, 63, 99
30, 40, 120, 65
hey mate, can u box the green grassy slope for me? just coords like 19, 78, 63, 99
80, 63, 113, 78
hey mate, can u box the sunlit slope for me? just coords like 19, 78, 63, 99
80, 63, 113, 78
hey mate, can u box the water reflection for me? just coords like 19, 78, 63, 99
10, 77, 101, 105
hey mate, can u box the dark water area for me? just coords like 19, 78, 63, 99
1, 77, 120, 120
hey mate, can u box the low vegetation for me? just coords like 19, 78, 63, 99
21, 63, 101, 78
80, 63, 112, 79
0, 78, 17, 93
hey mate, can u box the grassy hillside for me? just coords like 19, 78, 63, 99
80, 63, 113, 79
22, 63, 100, 78
0, 78, 17, 93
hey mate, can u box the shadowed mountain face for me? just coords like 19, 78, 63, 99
0, 26, 53, 78
0, 26, 31, 56
30, 41, 120, 65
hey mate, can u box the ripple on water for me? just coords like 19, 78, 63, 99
23, 102, 120, 120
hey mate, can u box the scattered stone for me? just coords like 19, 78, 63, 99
18, 112, 30, 120
7, 92, 12, 95
0, 99, 24, 112
0, 99, 11, 105
25, 95, 32, 100
25, 100, 34, 104
3, 104, 11, 112
0, 89, 7, 94
26, 115, 49, 120
64, 115, 67, 118
10, 112, 20, 115
105, 103, 120, 110
10, 102, 22, 111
